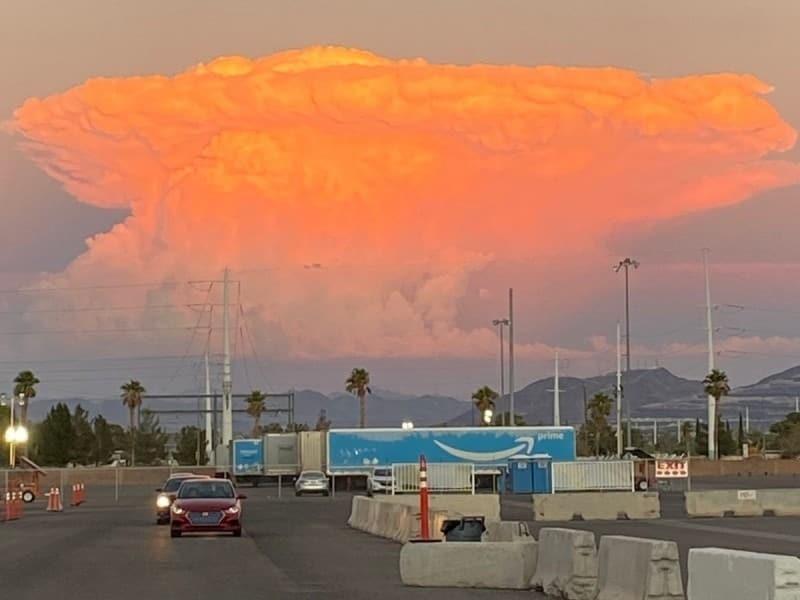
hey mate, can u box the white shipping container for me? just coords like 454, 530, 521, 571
299, 431, 326, 472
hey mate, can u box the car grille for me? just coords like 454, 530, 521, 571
187, 511, 223, 525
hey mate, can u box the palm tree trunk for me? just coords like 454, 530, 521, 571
19, 398, 28, 425
714, 397, 720, 460
129, 406, 136, 467
359, 392, 366, 428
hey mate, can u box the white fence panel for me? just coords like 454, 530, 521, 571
391, 463, 475, 494
552, 460, 634, 492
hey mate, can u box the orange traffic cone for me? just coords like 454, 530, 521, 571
46, 488, 63, 512
79, 483, 86, 505
3, 492, 13, 521
14, 492, 23, 519
71, 483, 86, 507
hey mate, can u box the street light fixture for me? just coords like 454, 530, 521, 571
614, 257, 639, 444
492, 318, 510, 426
482, 408, 493, 425
401, 420, 414, 430
2, 392, 28, 468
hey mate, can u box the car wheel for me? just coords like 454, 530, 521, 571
323, 491, 330, 497
170, 529, 181, 538
232, 528, 242, 538
21, 491, 35, 504
295, 491, 301, 497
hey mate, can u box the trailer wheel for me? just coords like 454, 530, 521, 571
22, 490, 35, 503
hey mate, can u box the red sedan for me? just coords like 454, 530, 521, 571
170, 478, 246, 538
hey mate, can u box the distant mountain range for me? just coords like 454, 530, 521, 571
26, 366, 800, 431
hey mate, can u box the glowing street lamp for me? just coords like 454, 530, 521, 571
401, 421, 414, 430
2, 392, 28, 467
482, 409, 494, 425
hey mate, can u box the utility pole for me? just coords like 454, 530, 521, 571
222, 267, 233, 457
745, 406, 750, 433
553, 350, 560, 426
795, 396, 799, 414
547, 351, 562, 426
508, 288, 515, 428
615, 258, 639, 444
492, 318, 510, 426
204, 350, 214, 464
616, 322, 623, 457
703, 249, 716, 460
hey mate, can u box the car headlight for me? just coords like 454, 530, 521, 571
225, 505, 240, 514
156, 495, 171, 508
171, 505, 185, 515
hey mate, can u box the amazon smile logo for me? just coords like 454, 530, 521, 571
433, 437, 535, 462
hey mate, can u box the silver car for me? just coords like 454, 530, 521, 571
366, 467, 394, 496
295, 470, 330, 496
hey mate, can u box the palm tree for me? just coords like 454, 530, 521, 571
587, 392, 613, 455
245, 390, 267, 437
120, 380, 146, 431
471, 386, 498, 426
13, 370, 40, 425
703, 368, 731, 459
345, 368, 371, 428
681, 420, 694, 455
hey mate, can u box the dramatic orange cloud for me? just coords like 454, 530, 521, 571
9, 47, 800, 359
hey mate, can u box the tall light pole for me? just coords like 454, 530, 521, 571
616, 322, 623, 457
703, 248, 716, 460
492, 318, 510, 426
3, 393, 28, 468
508, 288, 515, 429
615, 257, 639, 445
222, 267, 233, 458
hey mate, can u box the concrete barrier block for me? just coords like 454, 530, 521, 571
400, 540, 538, 589
688, 548, 800, 600
381, 493, 500, 520
597, 535, 684, 600
685, 490, 762, 517
349, 496, 448, 542
534, 492, 660, 521
483, 520, 532, 542
531, 528, 598, 600
758, 489, 800, 516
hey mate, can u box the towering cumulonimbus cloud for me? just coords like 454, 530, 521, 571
8, 46, 800, 359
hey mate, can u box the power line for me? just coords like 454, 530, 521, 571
0, 303, 220, 316
0, 325, 215, 336
162, 283, 214, 391
239, 304, 273, 392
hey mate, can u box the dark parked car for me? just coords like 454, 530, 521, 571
170, 478, 246, 538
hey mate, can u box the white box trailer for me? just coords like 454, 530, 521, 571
299, 431, 327, 472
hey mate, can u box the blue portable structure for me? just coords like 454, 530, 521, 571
505, 453, 552, 494
327, 427, 575, 474
232, 439, 264, 476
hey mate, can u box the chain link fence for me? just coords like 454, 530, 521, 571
1, 465, 232, 505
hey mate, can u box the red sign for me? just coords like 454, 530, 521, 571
655, 459, 688, 479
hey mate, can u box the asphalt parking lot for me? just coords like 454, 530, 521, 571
4, 477, 800, 597
0, 486, 536, 600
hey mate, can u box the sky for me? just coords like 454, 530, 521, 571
1, 1, 800, 404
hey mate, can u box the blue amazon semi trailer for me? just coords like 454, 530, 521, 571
232, 438, 265, 485
326, 426, 576, 474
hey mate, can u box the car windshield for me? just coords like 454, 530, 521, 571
163, 478, 188, 492
301, 471, 325, 480
177, 481, 234, 499
373, 469, 392, 477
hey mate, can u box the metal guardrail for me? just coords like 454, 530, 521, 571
552, 460, 634, 493
391, 463, 475, 494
